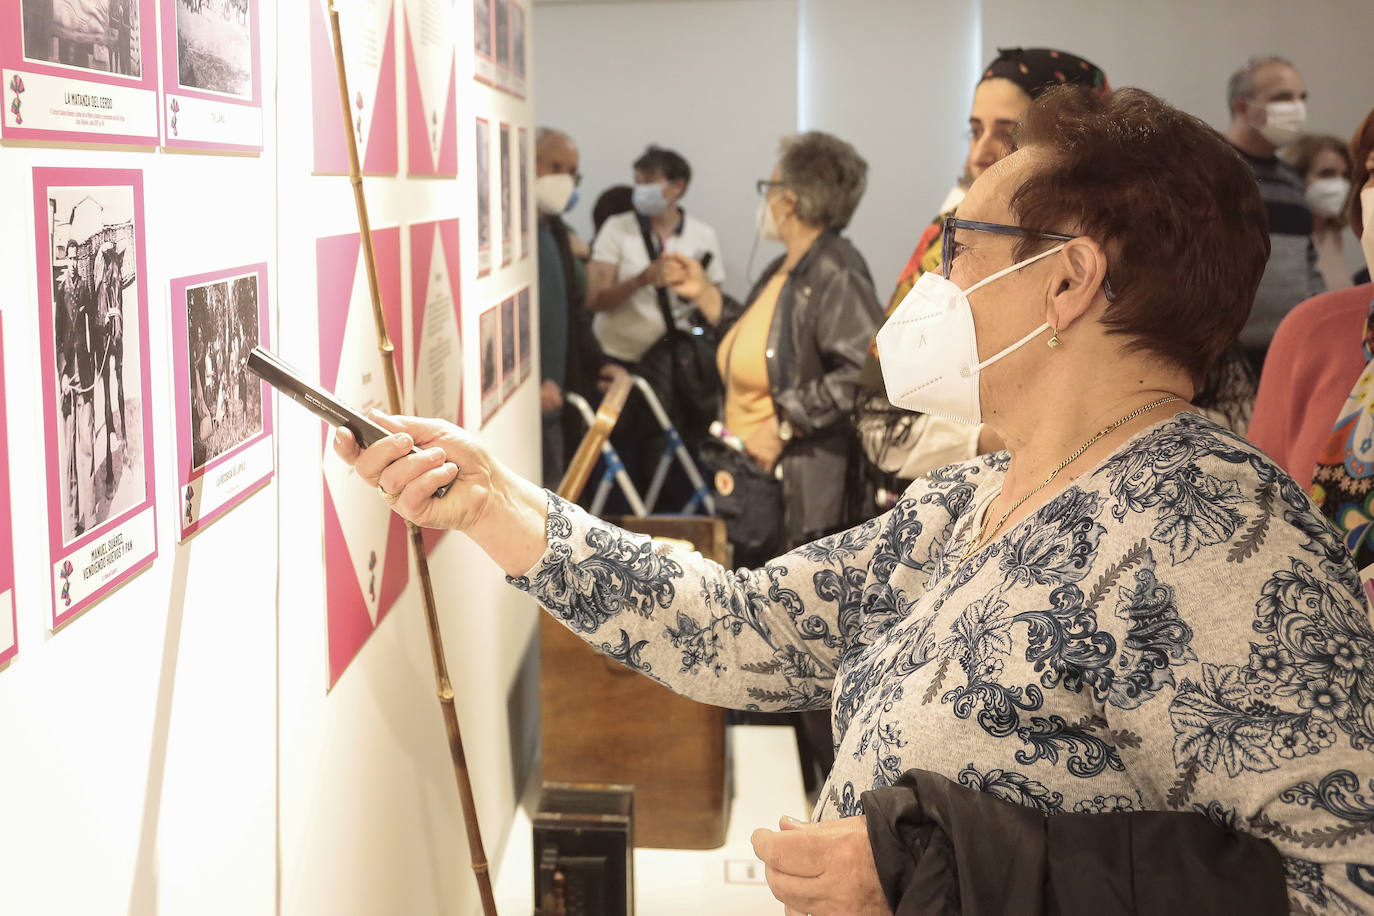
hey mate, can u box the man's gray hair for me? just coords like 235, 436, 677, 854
1226, 56, 1293, 115
775, 131, 868, 231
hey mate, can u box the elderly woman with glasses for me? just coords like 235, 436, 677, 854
337, 88, 1374, 914
661, 131, 883, 560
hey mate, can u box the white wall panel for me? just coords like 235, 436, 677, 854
534, 0, 799, 300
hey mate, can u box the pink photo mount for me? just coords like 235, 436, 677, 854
309, 0, 398, 176
0, 315, 16, 668
402, 0, 458, 176
158, 0, 264, 152
408, 217, 462, 551
33, 167, 158, 629
316, 227, 409, 689
2, 0, 161, 145
170, 262, 275, 541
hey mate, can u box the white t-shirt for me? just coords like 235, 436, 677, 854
589, 210, 726, 363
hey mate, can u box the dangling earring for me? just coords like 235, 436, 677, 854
1048, 328, 1061, 349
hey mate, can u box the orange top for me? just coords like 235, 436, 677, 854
1249, 283, 1374, 489
717, 272, 787, 443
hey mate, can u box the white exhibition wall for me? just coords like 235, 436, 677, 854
0, 53, 282, 916
533, 0, 800, 301
0, 1, 541, 914
795, 0, 982, 308
536, 0, 1374, 296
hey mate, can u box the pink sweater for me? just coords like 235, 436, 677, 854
1249, 283, 1374, 490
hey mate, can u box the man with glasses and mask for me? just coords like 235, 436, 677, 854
1224, 55, 1325, 374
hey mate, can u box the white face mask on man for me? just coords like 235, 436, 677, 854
876, 243, 1067, 424
534, 174, 575, 216
632, 182, 670, 217
1256, 99, 1307, 147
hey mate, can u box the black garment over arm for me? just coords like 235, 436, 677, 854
861, 768, 1287, 916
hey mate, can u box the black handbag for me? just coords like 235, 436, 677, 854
635, 216, 721, 444
697, 435, 781, 554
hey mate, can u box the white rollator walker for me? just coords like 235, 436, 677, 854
563, 375, 715, 517
563, 391, 648, 517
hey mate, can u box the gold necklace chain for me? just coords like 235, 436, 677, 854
959, 395, 1181, 565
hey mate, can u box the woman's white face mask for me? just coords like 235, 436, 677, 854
757, 193, 785, 243
876, 243, 1066, 424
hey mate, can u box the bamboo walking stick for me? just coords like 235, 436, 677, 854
326, 7, 497, 913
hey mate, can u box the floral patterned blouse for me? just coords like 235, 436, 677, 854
511, 413, 1374, 913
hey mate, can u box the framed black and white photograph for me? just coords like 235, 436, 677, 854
497, 0, 513, 87
22, 0, 143, 77
472, 0, 493, 84
170, 264, 273, 540
509, 0, 525, 97
517, 286, 531, 381
45, 183, 149, 545
33, 167, 158, 628
3, 0, 160, 144
173, 0, 251, 97
480, 304, 499, 423
518, 126, 530, 258
185, 277, 263, 468
500, 295, 516, 400
499, 121, 512, 266
476, 116, 491, 275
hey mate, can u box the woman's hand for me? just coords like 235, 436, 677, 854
332, 413, 491, 531
664, 253, 708, 301
332, 411, 552, 576
745, 414, 786, 473
751, 815, 890, 916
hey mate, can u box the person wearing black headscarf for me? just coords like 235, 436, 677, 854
852, 48, 1112, 522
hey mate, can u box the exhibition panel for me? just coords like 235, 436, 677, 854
0, 0, 539, 911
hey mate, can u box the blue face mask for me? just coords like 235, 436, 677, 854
564, 188, 580, 213
632, 182, 670, 217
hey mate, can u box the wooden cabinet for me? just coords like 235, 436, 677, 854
538, 515, 730, 849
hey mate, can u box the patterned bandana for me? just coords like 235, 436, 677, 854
1312, 295, 1374, 569
981, 47, 1110, 100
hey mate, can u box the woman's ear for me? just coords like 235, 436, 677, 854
1046, 238, 1109, 331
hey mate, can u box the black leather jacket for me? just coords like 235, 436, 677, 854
723, 231, 883, 546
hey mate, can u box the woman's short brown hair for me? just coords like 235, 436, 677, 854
1349, 107, 1374, 237
1010, 86, 1270, 386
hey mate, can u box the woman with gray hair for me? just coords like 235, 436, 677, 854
666, 130, 883, 561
